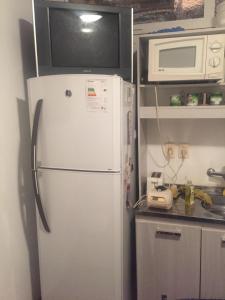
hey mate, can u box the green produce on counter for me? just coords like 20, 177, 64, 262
172, 185, 212, 207
194, 188, 212, 207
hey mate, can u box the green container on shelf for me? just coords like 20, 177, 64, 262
209, 92, 223, 105
170, 94, 182, 106
186, 93, 199, 106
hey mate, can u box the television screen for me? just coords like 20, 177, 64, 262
33, 1, 132, 81
49, 8, 120, 68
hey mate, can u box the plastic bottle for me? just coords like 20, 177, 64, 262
185, 180, 194, 207
190, 182, 195, 206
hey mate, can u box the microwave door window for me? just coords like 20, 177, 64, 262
148, 35, 207, 81
159, 46, 196, 69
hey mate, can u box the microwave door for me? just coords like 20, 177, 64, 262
148, 35, 207, 82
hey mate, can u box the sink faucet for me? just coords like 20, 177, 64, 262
207, 168, 225, 180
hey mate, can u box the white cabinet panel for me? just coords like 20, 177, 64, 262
201, 227, 225, 299
136, 218, 201, 300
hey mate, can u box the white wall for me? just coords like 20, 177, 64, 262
0, 1, 40, 299
146, 119, 225, 187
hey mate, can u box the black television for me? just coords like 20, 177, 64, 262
33, 0, 133, 81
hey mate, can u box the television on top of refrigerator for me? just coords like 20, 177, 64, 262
33, 0, 133, 82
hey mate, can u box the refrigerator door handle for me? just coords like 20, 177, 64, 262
31, 99, 50, 233
32, 169, 50, 233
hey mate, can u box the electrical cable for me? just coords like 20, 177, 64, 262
150, 85, 185, 184
148, 149, 170, 168
171, 158, 185, 184
133, 194, 147, 208
154, 85, 169, 161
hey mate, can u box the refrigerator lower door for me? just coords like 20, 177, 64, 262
37, 169, 123, 300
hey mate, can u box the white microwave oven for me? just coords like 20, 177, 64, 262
148, 34, 225, 82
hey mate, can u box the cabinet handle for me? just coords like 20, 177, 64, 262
156, 227, 181, 238
221, 235, 225, 245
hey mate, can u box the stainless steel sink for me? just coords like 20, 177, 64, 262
202, 195, 225, 217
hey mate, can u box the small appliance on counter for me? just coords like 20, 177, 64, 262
147, 172, 173, 210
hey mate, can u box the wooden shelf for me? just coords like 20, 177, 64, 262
139, 82, 225, 89
135, 27, 225, 39
140, 105, 225, 119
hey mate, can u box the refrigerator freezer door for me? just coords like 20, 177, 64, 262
28, 75, 121, 171
37, 169, 122, 300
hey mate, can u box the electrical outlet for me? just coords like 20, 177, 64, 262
164, 143, 176, 159
178, 144, 189, 159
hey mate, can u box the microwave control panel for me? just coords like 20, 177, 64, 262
206, 34, 225, 79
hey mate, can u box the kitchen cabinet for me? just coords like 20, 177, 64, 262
136, 218, 201, 300
136, 216, 225, 300
201, 227, 225, 299
137, 27, 225, 197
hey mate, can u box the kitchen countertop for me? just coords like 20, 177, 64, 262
135, 197, 225, 225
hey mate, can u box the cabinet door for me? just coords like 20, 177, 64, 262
136, 218, 201, 300
201, 227, 225, 299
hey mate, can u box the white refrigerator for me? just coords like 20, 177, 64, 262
28, 74, 136, 300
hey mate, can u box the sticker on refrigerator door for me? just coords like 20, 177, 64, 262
86, 80, 108, 112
